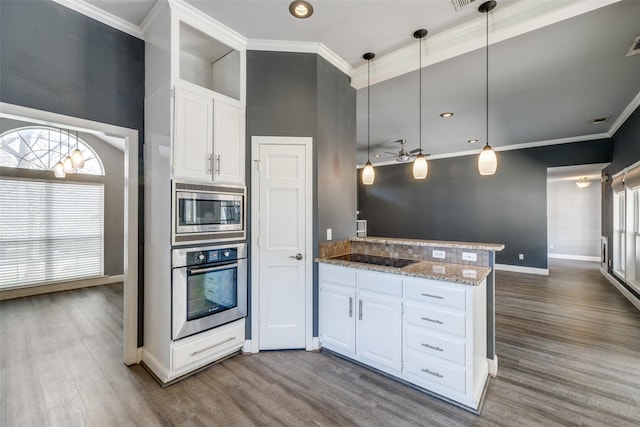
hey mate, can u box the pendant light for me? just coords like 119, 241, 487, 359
362, 52, 376, 185
477, 1, 498, 176
53, 129, 66, 178
413, 29, 428, 180
63, 129, 74, 174
71, 129, 85, 169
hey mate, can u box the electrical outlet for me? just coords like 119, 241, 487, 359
326, 228, 332, 241
462, 252, 477, 262
432, 250, 446, 259
519, 253, 524, 260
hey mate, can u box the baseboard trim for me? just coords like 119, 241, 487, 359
600, 268, 640, 311
487, 355, 498, 377
242, 340, 253, 354
0, 275, 125, 301
549, 253, 600, 262
495, 264, 549, 276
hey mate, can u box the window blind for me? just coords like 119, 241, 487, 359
0, 178, 104, 289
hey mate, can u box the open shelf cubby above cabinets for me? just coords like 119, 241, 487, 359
179, 21, 241, 101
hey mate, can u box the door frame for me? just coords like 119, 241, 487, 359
249, 136, 313, 353
0, 102, 140, 365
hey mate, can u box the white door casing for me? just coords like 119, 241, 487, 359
250, 136, 313, 352
0, 102, 140, 365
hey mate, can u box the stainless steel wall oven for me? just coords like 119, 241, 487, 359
171, 242, 247, 340
172, 181, 245, 245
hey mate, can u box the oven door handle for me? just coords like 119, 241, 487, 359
188, 263, 237, 275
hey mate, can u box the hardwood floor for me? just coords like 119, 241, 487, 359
1, 260, 639, 426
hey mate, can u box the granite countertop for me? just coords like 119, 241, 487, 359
350, 236, 505, 251
315, 256, 491, 286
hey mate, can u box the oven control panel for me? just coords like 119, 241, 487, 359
186, 248, 237, 266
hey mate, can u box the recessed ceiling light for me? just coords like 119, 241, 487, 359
468, 139, 478, 144
440, 112, 454, 118
289, 1, 313, 19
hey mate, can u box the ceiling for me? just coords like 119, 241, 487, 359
76, 0, 640, 165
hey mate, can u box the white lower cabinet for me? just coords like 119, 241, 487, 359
319, 263, 488, 411
319, 265, 402, 373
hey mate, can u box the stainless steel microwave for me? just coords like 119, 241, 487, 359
172, 181, 246, 245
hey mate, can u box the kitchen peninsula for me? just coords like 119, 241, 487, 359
316, 236, 504, 412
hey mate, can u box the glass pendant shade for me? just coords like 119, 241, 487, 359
362, 161, 375, 185
71, 149, 85, 169
413, 153, 428, 179
478, 144, 497, 175
63, 156, 74, 174
53, 161, 66, 178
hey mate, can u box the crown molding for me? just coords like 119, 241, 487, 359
608, 90, 640, 137
350, 0, 622, 89
358, 132, 611, 168
247, 39, 353, 76
51, 0, 144, 39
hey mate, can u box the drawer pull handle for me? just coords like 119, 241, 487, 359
421, 293, 443, 299
421, 368, 443, 378
421, 316, 444, 325
190, 336, 236, 356
421, 343, 444, 352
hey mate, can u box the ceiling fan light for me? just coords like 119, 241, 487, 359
71, 148, 84, 169
478, 144, 497, 175
413, 154, 428, 179
362, 161, 375, 185
53, 161, 66, 178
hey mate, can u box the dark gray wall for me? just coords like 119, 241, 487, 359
358, 139, 612, 269
0, 0, 144, 344
602, 105, 640, 299
0, 119, 125, 277
246, 51, 356, 338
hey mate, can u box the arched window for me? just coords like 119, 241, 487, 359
0, 126, 104, 175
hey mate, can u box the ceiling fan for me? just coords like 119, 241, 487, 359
383, 139, 429, 163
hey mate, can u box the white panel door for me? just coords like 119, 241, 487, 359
356, 290, 403, 371
173, 87, 213, 182
213, 98, 245, 185
258, 144, 307, 349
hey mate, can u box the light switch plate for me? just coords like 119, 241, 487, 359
462, 252, 477, 262
327, 228, 332, 241
432, 250, 446, 259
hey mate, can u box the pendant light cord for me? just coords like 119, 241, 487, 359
419, 37, 422, 153
367, 58, 371, 162
485, 8, 489, 148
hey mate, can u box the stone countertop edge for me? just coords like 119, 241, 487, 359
315, 258, 491, 286
350, 236, 505, 251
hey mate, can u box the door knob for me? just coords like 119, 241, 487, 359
289, 253, 303, 260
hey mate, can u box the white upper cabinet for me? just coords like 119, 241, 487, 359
170, 12, 246, 185
173, 86, 214, 182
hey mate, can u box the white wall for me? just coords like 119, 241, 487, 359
547, 179, 601, 258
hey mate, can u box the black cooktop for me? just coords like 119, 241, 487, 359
329, 253, 418, 268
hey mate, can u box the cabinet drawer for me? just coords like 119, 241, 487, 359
404, 278, 466, 310
357, 270, 402, 297
405, 326, 465, 366
320, 264, 356, 288
404, 303, 466, 338
172, 321, 244, 371
404, 351, 466, 394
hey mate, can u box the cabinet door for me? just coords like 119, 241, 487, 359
356, 290, 402, 371
173, 87, 213, 182
320, 283, 356, 355
213, 99, 245, 185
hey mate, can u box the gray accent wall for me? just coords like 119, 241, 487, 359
358, 139, 612, 270
1, 0, 144, 344
246, 51, 356, 338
